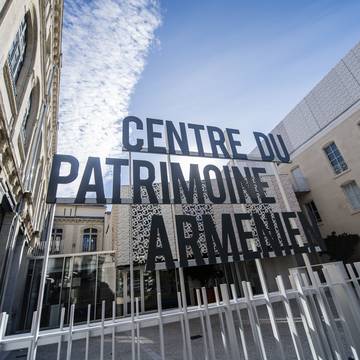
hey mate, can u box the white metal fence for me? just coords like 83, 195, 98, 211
0, 260, 360, 359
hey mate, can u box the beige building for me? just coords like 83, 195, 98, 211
0, 0, 63, 331
32, 204, 113, 255
265, 41, 360, 260
282, 108, 360, 238
53, 204, 112, 254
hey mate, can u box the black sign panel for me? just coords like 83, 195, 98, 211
46, 117, 324, 270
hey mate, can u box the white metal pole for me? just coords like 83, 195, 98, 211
157, 292, 165, 359
85, 304, 91, 360
224, 134, 244, 296
28, 204, 56, 360
201, 287, 216, 360
275, 275, 305, 360
164, 129, 193, 360
136, 297, 141, 360
346, 264, 360, 300
26, 311, 37, 360
271, 163, 314, 277
56, 308, 65, 360
271, 163, 342, 358
271, 163, 337, 356
251, 239, 286, 360
100, 300, 105, 360
214, 286, 229, 358
112, 300, 116, 360
242, 281, 268, 360
123, 271, 128, 316
230, 284, 249, 360
292, 273, 327, 360
177, 291, 188, 360
321, 266, 360, 359
66, 304, 75, 360
304, 272, 344, 359
220, 283, 241, 359
195, 288, 209, 360
129, 151, 136, 360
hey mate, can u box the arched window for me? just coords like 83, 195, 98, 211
8, 17, 27, 85
82, 228, 97, 252
6, 7, 38, 108
17, 80, 40, 165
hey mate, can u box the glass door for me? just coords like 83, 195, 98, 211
41, 257, 65, 328
71, 255, 97, 323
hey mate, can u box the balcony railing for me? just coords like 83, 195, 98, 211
291, 173, 311, 194
29, 239, 63, 257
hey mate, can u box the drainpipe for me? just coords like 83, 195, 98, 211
27, 204, 56, 359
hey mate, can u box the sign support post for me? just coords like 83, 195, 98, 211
271, 163, 314, 277
164, 130, 193, 360
271, 162, 334, 359
129, 151, 136, 360
28, 204, 56, 360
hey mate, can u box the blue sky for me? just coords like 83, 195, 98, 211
58, 0, 360, 194
129, 0, 360, 152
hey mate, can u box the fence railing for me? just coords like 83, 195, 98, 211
29, 239, 64, 256
1, 261, 360, 359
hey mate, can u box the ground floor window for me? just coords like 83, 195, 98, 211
22, 252, 116, 329
21, 256, 265, 330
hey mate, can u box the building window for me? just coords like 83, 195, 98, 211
1, 1, 9, 14
8, 18, 27, 85
20, 94, 32, 142
323, 142, 348, 175
51, 228, 63, 254
305, 200, 322, 222
83, 228, 97, 252
342, 181, 360, 211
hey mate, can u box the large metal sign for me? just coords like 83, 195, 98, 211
46, 116, 324, 270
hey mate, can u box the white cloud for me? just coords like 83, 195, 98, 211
58, 0, 161, 196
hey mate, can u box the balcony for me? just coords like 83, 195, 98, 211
29, 239, 63, 257
291, 168, 311, 194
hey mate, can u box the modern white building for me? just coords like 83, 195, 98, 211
260, 41, 360, 261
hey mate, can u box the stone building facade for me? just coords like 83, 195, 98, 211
0, 0, 63, 332
21, 205, 115, 330
31, 204, 112, 255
